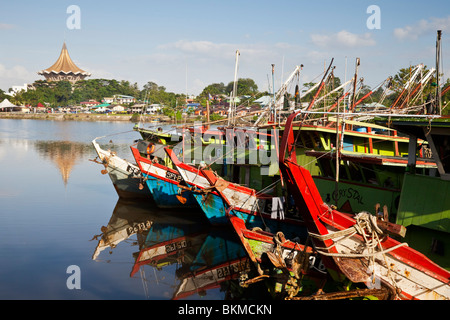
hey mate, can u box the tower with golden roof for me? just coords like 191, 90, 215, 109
38, 42, 91, 83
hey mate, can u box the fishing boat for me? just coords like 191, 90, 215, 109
91, 137, 151, 200
165, 147, 307, 240
130, 145, 198, 209
278, 109, 450, 300
130, 208, 210, 278
133, 123, 181, 145
173, 226, 252, 300
166, 145, 268, 223
228, 214, 397, 299
306, 146, 436, 216
91, 199, 154, 260
374, 116, 450, 271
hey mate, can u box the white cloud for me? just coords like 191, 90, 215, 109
0, 64, 36, 91
111, 40, 307, 95
310, 30, 376, 48
148, 40, 288, 94
157, 40, 236, 60
394, 16, 450, 40
157, 40, 283, 63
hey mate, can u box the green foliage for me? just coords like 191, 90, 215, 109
0, 89, 7, 101
198, 78, 258, 99
11, 78, 179, 108
6, 66, 444, 114
199, 82, 227, 97
226, 78, 258, 96
140, 81, 181, 107
209, 113, 225, 121
386, 65, 437, 107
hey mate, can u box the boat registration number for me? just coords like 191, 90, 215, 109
217, 260, 250, 278
165, 240, 188, 253
165, 171, 182, 182
126, 165, 141, 177
127, 220, 152, 236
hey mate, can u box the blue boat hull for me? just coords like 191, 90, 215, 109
192, 191, 307, 240
144, 173, 198, 209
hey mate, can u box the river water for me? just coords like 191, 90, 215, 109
0, 119, 253, 300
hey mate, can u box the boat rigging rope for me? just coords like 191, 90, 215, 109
308, 211, 406, 292
93, 129, 136, 141
308, 211, 408, 258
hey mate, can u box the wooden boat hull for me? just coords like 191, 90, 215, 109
131, 213, 209, 277
166, 148, 308, 238
92, 199, 154, 260
173, 226, 251, 299
279, 111, 450, 300
92, 139, 151, 200
228, 214, 320, 271
131, 147, 198, 209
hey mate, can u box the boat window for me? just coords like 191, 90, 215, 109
360, 163, 378, 185
319, 159, 335, 178
338, 163, 348, 180
347, 162, 363, 182
298, 132, 314, 149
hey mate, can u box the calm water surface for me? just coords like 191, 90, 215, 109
0, 119, 250, 300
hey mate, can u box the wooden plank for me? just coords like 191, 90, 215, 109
376, 219, 407, 238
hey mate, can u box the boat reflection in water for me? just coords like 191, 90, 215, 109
34, 140, 92, 186
92, 199, 300, 300
91, 199, 155, 260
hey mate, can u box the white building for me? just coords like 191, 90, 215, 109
129, 104, 146, 113
5, 83, 30, 96
146, 104, 162, 114
116, 95, 135, 104
111, 105, 126, 113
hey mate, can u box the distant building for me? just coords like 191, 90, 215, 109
38, 42, 91, 83
111, 105, 126, 113
80, 100, 100, 108
91, 103, 111, 113
5, 83, 34, 96
253, 95, 271, 107
129, 104, 146, 113
115, 95, 135, 104
103, 95, 136, 105
146, 104, 162, 114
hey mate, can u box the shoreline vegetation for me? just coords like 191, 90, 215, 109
0, 112, 187, 124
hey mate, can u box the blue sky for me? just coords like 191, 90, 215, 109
1, 0, 450, 96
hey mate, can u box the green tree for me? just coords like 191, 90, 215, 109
388, 65, 436, 108
0, 89, 8, 101
54, 81, 72, 106
225, 78, 258, 96
199, 82, 226, 98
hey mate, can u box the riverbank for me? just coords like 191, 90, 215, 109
0, 112, 173, 123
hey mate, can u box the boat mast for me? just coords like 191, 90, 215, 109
350, 57, 360, 112
229, 50, 240, 127
436, 30, 442, 115
272, 64, 276, 123
254, 65, 303, 126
